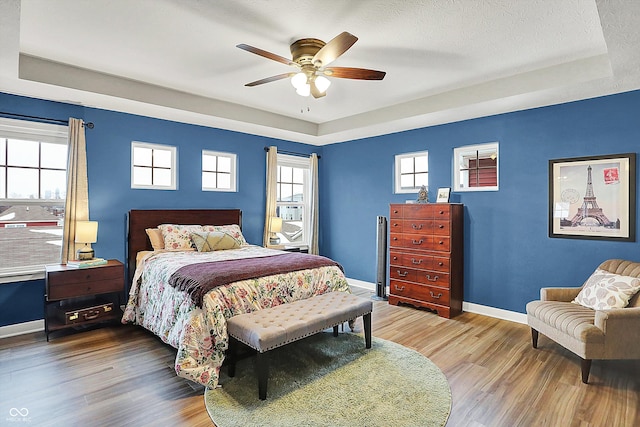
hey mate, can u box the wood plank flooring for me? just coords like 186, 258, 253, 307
1, 287, 638, 426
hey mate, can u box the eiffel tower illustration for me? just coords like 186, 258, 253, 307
569, 165, 612, 226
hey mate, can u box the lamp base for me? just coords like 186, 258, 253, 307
76, 246, 95, 261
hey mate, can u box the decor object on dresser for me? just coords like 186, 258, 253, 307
388, 203, 464, 318
526, 259, 640, 383
206, 332, 451, 427
436, 187, 451, 203
269, 216, 282, 245
45, 259, 124, 341
74, 220, 98, 260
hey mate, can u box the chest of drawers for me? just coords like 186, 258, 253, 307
388, 203, 463, 318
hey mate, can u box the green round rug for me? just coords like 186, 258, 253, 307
205, 332, 451, 427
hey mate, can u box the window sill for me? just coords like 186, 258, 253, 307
0, 269, 46, 284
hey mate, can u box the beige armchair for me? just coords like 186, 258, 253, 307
526, 259, 640, 383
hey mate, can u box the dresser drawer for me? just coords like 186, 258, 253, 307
390, 251, 430, 269
389, 280, 451, 305
390, 205, 403, 218
390, 233, 450, 252
414, 269, 450, 288
390, 267, 417, 282
403, 205, 451, 220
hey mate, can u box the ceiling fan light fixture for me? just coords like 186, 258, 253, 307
296, 83, 311, 97
291, 72, 307, 89
314, 75, 331, 93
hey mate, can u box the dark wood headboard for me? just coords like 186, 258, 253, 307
126, 209, 242, 285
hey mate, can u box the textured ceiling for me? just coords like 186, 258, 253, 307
1, 0, 639, 145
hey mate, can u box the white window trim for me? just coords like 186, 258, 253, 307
131, 141, 177, 190
453, 142, 499, 192
0, 117, 68, 282
394, 150, 429, 194
276, 154, 311, 247
202, 150, 237, 192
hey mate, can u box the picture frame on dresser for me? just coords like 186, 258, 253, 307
436, 187, 451, 203
549, 153, 636, 241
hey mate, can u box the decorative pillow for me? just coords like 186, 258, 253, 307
158, 224, 202, 251
201, 224, 247, 245
573, 268, 640, 310
145, 228, 165, 250
191, 231, 241, 252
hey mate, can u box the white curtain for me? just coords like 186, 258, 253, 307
309, 153, 320, 255
263, 146, 278, 247
61, 118, 90, 263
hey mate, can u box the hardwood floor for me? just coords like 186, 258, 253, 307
1, 287, 638, 426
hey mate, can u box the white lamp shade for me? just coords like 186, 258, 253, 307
315, 75, 331, 93
296, 83, 310, 97
269, 217, 283, 233
291, 72, 307, 89
75, 220, 98, 244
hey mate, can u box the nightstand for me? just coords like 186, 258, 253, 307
44, 259, 125, 341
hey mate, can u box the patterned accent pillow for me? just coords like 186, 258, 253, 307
201, 224, 248, 245
573, 268, 640, 310
191, 231, 241, 252
145, 228, 165, 250
157, 224, 202, 251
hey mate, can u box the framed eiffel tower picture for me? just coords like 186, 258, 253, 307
549, 153, 636, 241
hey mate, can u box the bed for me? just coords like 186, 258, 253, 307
121, 209, 350, 388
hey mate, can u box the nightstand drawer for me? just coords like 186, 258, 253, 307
48, 278, 123, 300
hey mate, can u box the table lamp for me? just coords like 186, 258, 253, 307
75, 220, 98, 260
269, 217, 282, 245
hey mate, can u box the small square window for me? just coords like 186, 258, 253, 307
395, 151, 428, 194
202, 150, 237, 192
131, 141, 177, 190
453, 142, 499, 192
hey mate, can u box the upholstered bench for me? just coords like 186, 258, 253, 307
226, 291, 373, 399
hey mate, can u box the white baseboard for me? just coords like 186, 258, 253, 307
0, 319, 44, 339
348, 277, 527, 325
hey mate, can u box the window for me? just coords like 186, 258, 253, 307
0, 117, 68, 279
275, 154, 311, 246
131, 141, 177, 190
395, 151, 428, 193
202, 150, 237, 192
453, 142, 499, 192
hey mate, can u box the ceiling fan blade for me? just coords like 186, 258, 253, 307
310, 81, 326, 99
245, 73, 295, 87
312, 32, 358, 67
237, 44, 297, 67
324, 67, 386, 80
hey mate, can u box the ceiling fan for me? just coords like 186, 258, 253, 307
237, 32, 386, 98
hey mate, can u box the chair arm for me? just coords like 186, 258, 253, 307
540, 287, 581, 302
595, 307, 640, 337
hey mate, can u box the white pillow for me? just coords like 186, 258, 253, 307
573, 268, 640, 310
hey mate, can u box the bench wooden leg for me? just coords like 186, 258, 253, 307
227, 336, 237, 377
363, 312, 372, 349
333, 325, 339, 337
257, 351, 269, 400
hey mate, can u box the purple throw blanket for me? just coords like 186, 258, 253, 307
168, 252, 344, 307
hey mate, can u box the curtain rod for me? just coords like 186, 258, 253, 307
0, 111, 94, 129
263, 146, 320, 159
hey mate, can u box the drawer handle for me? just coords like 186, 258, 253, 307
411, 258, 423, 265
438, 224, 444, 229
393, 210, 399, 214
393, 256, 398, 261
430, 291, 443, 299
438, 241, 444, 245
425, 274, 439, 281
412, 239, 424, 245
393, 237, 398, 241
393, 223, 399, 227
394, 284, 406, 291
83, 310, 100, 320
397, 270, 408, 277
411, 224, 423, 230
438, 262, 444, 267
439, 211, 444, 215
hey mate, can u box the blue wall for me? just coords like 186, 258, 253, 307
320, 91, 640, 313
1, 89, 640, 327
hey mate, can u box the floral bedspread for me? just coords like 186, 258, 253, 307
122, 245, 350, 388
